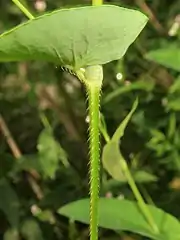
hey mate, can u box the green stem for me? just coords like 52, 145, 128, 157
120, 159, 159, 233
87, 85, 101, 240
92, 0, 103, 5
99, 125, 159, 233
76, 66, 102, 240
12, 0, 34, 19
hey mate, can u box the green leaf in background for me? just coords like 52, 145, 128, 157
169, 76, 180, 94
37, 128, 68, 179
145, 46, 180, 72
133, 170, 157, 183
102, 170, 157, 193
103, 77, 154, 104
102, 99, 138, 181
0, 5, 148, 68
10, 128, 68, 179
11, 155, 41, 174
58, 198, 180, 240
112, 98, 138, 142
102, 141, 126, 181
166, 98, 180, 111
0, 178, 20, 227
33, 209, 55, 223
167, 76, 180, 111
3, 229, 19, 240
0, 154, 15, 179
21, 219, 43, 240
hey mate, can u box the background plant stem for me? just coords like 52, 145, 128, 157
120, 159, 159, 233
100, 125, 159, 233
12, 0, 34, 19
0, 114, 43, 199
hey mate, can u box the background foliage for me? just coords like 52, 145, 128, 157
0, 0, 180, 239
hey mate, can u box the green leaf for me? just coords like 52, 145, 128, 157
167, 77, 180, 111
0, 178, 20, 227
0, 5, 148, 68
133, 171, 158, 183
0, 154, 15, 179
167, 98, 180, 111
169, 76, 180, 94
12, 155, 41, 174
145, 46, 180, 72
102, 141, 126, 181
58, 198, 180, 240
37, 128, 68, 179
102, 171, 157, 193
103, 77, 154, 104
111, 98, 138, 142
34, 209, 55, 223
21, 219, 44, 240
102, 99, 138, 180
3, 229, 19, 240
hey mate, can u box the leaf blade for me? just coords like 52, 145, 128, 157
0, 178, 20, 227
0, 5, 148, 68
102, 99, 138, 180
58, 198, 180, 240
145, 47, 180, 72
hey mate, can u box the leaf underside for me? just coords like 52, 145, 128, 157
0, 5, 148, 69
58, 198, 180, 240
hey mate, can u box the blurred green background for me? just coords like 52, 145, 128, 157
1, 0, 180, 239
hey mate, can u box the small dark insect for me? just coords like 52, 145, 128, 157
61, 66, 76, 76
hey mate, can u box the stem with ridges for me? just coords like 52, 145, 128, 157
87, 85, 101, 240
77, 66, 103, 240
89, 3, 103, 238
